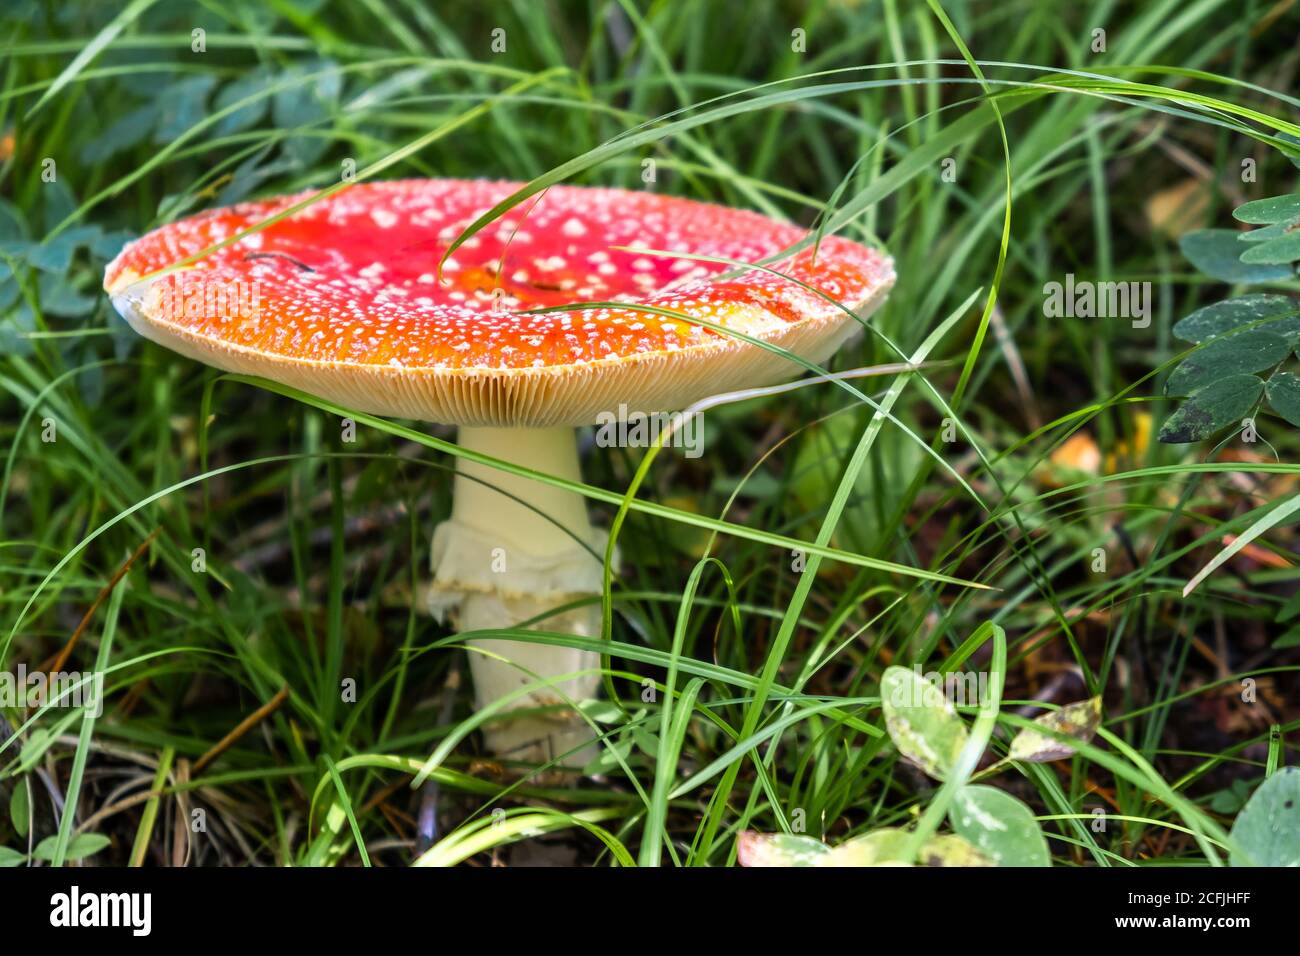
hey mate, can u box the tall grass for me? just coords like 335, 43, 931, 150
1, 0, 1297, 866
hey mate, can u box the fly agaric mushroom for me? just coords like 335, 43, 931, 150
103, 179, 895, 766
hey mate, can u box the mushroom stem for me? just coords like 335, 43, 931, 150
430, 425, 606, 767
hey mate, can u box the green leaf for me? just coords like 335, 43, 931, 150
1183, 492, 1300, 596
81, 104, 158, 164
32, 832, 110, 862
1272, 625, 1300, 650
1277, 587, 1300, 623
214, 70, 273, 136
1265, 371, 1300, 426
1240, 231, 1300, 265
949, 785, 1051, 867
735, 831, 830, 866
273, 60, 341, 166
42, 180, 76, 234
8, 781, 29, 839
1009, 697, 1103, 763
819, 828, 913, 866
0, 197, 29, 241
1165, 330, 1290, 396
1158, 374, 1263, 444
39, 273, 98, 318
581, 735, 633, 776
1228, 766, 1300, 866
214, 149, 300, 207
1179, 229, 1293, 283
24, 0, 161, 119
1234, 194, 1300, 225
1173, 294, 1298, 344
0, 846, 26, 867
1209, 779, 1256, 815
19, 727, 52, 774
880, 665, 969, 780
24, 225, 100, 274
0, 303, 36, 358
92, 229, 135, 261
919, 833, 994, 867
1239, 216, 1300, 243
154, 74, 217, 143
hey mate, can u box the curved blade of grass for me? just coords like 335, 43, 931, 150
639, 557, 735, 866
414, 807, 628, 867
901, 622, 1007, 861
926, 0, 1013, 409
640, 677, 706, 867
698, 287, 982, 861
128, 745, 174, 867
219, 374, 989, 588
0, 438, 982, 668
669, 698, 867, 800
322, 754, 371, 867
50, 584, 124, 867
1183, 491, 1300, 597
526, 298, 982, 510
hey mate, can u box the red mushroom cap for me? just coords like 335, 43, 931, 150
105, 180, 894, 426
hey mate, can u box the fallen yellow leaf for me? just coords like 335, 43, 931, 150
1051, 433, 1101, 474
